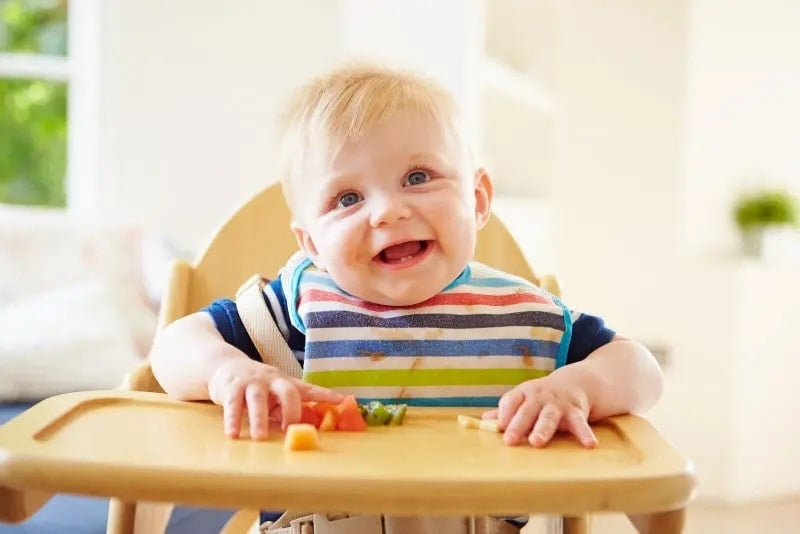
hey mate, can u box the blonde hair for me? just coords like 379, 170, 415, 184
278, 63, 465, 211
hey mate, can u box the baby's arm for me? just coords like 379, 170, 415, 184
485, 335, 662, 447
150, 312, 247, 401
150, 312, 341, 439
564, 335, 663, 421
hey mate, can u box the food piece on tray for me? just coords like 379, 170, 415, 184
335, 395, 368, 431
385, 403, 407, 426
284, 423, 321, 451
457, 415, 501, 433
297, 397, 408, 430
364, 401, 391, 426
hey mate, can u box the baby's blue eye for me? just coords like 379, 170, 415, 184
405, 170, 430, 186
338, 191, 362, 208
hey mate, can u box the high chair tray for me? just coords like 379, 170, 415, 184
0, 390, 694, 522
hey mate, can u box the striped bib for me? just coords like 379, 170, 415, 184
280, 253, 572, 407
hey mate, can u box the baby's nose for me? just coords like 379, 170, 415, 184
369, 195, 412, 227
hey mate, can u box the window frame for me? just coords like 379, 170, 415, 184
0, 0, 100, 212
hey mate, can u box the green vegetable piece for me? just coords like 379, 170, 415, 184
364, 401, 391, 426
385, 403, 407, 425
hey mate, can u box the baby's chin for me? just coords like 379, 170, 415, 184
342, 284, 441, 307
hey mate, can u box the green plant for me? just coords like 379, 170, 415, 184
733, 189, 799, 232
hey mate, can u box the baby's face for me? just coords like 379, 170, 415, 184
291, 112, 492, 306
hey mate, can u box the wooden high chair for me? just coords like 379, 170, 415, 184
0, 183, 695, 534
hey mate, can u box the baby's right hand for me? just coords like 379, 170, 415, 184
207, 358, 343, 440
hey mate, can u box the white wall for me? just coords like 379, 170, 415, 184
338, 0, 484, 149
649, 262, 738, 501
550, 1, 741, 501
684, 0, 800, 257
731, 263, 800, 501
550, 0, 800, 502
94, 0, 339, 249
555, 0, 800, 500
675, 0, 800, 501
552, 1, 686, 353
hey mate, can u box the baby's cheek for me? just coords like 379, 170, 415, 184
331, 236, 367, 270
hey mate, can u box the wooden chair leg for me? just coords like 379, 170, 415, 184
628, 508, 686, 534
562, 515, 590, 534
134, 501, 174, 534
106, 500, 174, 534
220, 509, 260, 534
0, 487, 52, 524
107, 500, 136, 534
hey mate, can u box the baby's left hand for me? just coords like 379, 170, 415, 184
482, 371, 599, 448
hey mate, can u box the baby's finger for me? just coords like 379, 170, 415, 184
268, 404, 282, 422
565, 408, 598, 448
292, 379, 344, 403
503, 399, 542, 446
244, 382, 271, 440
271, 377, 302, 430
497, 389, 525, 430
222, 386, 245, 439
481, 409, 499, 420
529, 404, 562, 448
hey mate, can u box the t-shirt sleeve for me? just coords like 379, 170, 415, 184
565, 312, 616, 365
201, 279, 306, 363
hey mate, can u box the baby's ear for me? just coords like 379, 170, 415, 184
291, 221, 326, 271
473, 168, 494, 230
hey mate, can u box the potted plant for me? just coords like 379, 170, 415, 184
733, 189, 799, 256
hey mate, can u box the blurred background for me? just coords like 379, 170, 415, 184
2, 0, 800, 532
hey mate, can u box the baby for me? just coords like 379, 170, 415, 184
149, 63, 663, 532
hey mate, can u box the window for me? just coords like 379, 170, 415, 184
0, 0, 68, 207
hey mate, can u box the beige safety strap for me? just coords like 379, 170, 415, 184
236, 275, 310, 532
235, 274, 303, 379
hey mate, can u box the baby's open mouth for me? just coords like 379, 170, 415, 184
376, 240, 431, 265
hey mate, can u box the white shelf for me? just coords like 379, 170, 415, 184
481, 57, 556, 114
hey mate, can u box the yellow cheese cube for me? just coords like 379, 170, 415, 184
284, 423, 321, 451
